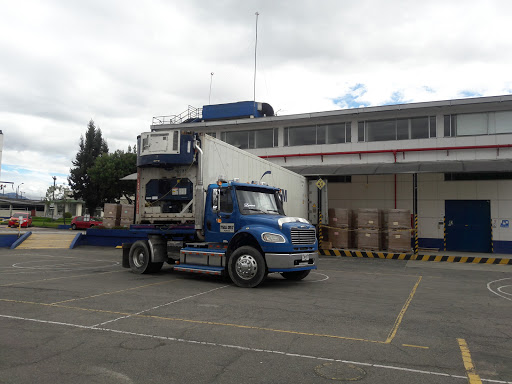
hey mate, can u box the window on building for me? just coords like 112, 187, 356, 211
444, 115, 456, 137
446, 111, 512, 137
220, 129, 277, 149
410, 117, 429, 139
495, 111, 512, 133
430, 116, 437, 138
359, 116, 436, 142
325, 123, 351, 144
284, 123, 351, 146
358, 122, 365, 141
445, 172, 512, 181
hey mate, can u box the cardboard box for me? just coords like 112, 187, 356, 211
383, 209, 411, 229
384, 229, 412, 252
104, 203, 121, 219
327, 227, 350, 249
354, 208, 381, 229
119, 218, 133, 228
328, 208, 351, 227
101, 217, 118, 229
120, 204, 134, 219
355, 228, 381, 250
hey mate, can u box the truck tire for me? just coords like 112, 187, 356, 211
228, 246, 267, 288
128, 240, 163, 274
280, 270, 311, 281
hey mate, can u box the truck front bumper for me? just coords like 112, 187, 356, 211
265, 252, 318, 272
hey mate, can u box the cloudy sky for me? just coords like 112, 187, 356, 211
1, 0, 512, 199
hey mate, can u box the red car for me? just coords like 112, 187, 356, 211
71, 216, 103, 230
8, 212, 32, 228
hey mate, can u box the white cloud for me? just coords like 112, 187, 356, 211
1, 0, 512, 198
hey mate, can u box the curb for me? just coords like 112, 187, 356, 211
10, 231, 32, 249
318, 249, 512, 265
69, 233, 82, 249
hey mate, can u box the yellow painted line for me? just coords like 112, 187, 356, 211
0, 297, 387, 345
485, 258, 495, 264
333, 250, 341, 256
499, 259, 510, 265
472, 258, 482, 264
386, 254, 395, 259
355, 251, 363, 258
115, 246, 122, 249
50, 279, 176, 304
385, 276, 422, 344
402, 344, 429, 349
377, 252, 385, 258
447, 256, 455, 262
460, 257, 468, 263
0, 270, 123, 287
366, 252, 375, 258
457, 338, 482, 384
344, 250, 351, 257
398, 254, 406, 260
434, 255, 443, 262
421, 255, 430, 261
0, 298, 131, 317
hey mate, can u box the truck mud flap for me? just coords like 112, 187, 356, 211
122, 243, 132, 268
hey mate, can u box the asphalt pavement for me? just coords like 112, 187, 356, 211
0, 246, 511, 383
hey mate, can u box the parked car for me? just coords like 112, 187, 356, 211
71, 216, 103, 230
8, 212, 32, 228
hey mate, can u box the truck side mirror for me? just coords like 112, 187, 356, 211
212, 189, 220, 212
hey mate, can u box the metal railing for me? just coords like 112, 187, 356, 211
152, 105, 202, 125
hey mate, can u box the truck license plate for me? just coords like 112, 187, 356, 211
301, 254, 310, 262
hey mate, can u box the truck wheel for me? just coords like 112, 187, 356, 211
280, 270, 311, 281
128, 240, 163, 274
228, 246, 267, 288
71, 224, 77, 230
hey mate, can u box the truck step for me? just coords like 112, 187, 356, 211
173, 264, 224, 275
180, 248, 226, 257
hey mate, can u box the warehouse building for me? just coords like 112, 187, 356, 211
153, 95, 512, 254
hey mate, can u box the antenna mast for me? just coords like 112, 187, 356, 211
253, 12, 259, 115
209, 72, 214, 105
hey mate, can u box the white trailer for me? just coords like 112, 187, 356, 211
136, 132, 308, 227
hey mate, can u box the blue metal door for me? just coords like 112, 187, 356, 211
445, 200, 491, 253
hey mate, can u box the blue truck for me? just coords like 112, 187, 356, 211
122, 108, 318, 288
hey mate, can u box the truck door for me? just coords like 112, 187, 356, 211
206, 186, 238, 243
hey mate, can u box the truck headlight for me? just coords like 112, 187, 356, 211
261, 232, 286, 243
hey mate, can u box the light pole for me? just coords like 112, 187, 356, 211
52, 176, 57, 219
16, 183, 24, 199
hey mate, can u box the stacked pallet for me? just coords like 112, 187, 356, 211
383, 209, 412, 252
119, 204, 134, 228
102, 203, 121, 229
354, 208, 381, 251
326, 208, 351, 249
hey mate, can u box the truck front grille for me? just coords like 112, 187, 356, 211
290, 228, 316, 245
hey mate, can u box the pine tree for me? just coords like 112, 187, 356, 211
68, 120, 108, 215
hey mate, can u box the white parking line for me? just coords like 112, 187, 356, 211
2, 313, 511, 383
92, 284, 231, 327
487, 277, 512, 302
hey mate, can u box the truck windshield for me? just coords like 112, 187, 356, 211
236, 188, 284, 215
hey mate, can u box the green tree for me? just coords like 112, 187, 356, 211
68, 120, 108, 214
43, 185, 68, 221
89, 149, 137, 204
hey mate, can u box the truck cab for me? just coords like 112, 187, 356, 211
201, 181, 318, 287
